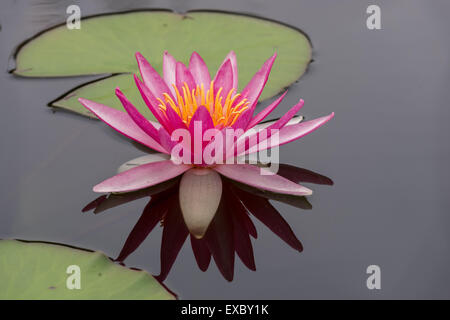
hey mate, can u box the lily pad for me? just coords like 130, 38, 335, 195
13, 10, 312, 118
51, 73, 151, 119
0, 239, 175, 299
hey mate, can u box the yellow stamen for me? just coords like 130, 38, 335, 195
159, 81, 250, 127
200, 83, 205, 105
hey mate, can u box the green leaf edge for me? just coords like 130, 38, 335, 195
11, 9, 312, 77
11, 9, 312, 119
0, 239, 177, 300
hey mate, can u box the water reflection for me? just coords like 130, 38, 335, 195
83, 164, 333, 281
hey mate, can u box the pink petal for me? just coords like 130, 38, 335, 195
78, 98, 167, 154
135, 52, 174, 101
268, 99, 304, 130
165, 105, 188, 133
117, 153, 170, 173
189, 52, 211, 87
202, 127, 230, 164
266, 115, 304, 129
214, 164, 313, 196
247, 115, 303, 134
237, 99, 305, 153
231, 108, 253, 131
240, 53, 277, 115
189, 105, 214, 132
231, 179, 313, 210
247, 91, 288, 129
213, 59, 233, 98
163, 51, 177, 96
134, 74, 170, 129
189, 106, 214, 164
158, 127, 176, 153
115, 88, 161, 143
176, 61, 196, 92
246, 112, 335, 154
93, 160, 191, 193
219, 51, 238, 91
88, 180, 177, 214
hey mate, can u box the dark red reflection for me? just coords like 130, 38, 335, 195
83, 164, 333, 281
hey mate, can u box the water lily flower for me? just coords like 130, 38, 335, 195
79, 51, 334, 239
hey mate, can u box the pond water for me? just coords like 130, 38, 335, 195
1, 0, 450, 299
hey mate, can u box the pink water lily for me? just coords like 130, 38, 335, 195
79, 51, 334, 238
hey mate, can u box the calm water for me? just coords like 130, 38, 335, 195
1, 0, 450, 299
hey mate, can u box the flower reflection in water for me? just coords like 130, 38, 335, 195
83, 164, 333, 282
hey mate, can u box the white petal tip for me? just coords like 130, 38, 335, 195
300, 186, 314, 196
192, 230, 207, 239
117, 153, 170, 173
93, 185, 104, 193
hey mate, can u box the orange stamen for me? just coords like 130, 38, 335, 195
158, 81, 250, 127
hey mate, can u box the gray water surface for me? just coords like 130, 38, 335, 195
1, 0, 450, 299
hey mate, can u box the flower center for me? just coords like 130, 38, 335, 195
157, 81, 249, 128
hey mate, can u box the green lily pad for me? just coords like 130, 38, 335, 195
0, 239, 175, 299
50, 73, 152, 119
13, 10, 311, 118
